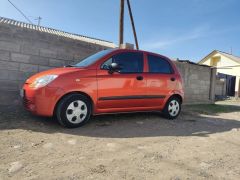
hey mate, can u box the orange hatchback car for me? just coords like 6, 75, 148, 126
21, 49, 184, 128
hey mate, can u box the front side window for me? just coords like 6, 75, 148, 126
101, 52, 144, 73
148, 55, 173, 74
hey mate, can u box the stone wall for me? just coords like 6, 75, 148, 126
0, 22, 113, 105
174, 61, 215, 104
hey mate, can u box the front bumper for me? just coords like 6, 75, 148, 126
21, 84, 64, 117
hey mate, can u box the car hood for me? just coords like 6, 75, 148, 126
25, 67, 84, 84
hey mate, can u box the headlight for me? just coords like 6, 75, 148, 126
30, 75, 58, 88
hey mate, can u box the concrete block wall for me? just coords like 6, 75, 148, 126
0, 21, 215, 105
175, 61, 214, 104
0, 23, 112, 105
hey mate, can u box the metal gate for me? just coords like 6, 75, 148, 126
217, 73, 236, 96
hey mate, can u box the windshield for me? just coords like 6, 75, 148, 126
72, 49, 113, 67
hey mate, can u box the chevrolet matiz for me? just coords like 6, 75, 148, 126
21, 49, 184, 128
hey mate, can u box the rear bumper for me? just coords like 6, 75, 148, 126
21, 84, 64, 117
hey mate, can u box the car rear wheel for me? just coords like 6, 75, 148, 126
56, 94, 92, 128
163, 96, 181, 119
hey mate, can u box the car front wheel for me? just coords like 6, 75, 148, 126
163, 96, 181, 119
56, 94, 92, 128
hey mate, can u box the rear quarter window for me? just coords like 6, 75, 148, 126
147, 54, 173, 74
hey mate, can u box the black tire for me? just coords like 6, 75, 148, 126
56, 94, 92, 128
163, 96, 181, 120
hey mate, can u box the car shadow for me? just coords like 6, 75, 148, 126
0, 105, 240, 138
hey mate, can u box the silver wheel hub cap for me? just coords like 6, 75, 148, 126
168, 100, 180, 117
66, 100, 88, 124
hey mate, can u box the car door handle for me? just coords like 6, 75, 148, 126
170, 77, 175, 81
136, 76, 143, 81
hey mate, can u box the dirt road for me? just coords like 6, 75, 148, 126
0, 102, 240, 179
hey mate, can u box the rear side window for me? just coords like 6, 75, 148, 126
102, 52, 144, 73
147, 55, 173, 74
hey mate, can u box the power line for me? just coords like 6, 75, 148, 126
7, 0, 33, 24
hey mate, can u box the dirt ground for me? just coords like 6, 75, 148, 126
0, 101, 240, 180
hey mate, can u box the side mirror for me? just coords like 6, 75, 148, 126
108, 63, 121, 74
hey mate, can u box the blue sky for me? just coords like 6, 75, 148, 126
0, 0, 239, 61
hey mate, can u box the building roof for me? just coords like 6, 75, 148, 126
0, 16, 116, 48
199, 50, 240, 64
176, 59, 210, 67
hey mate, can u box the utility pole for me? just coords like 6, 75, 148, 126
36, 16, 42, 26
119, 0, 125, 47
126, 0, 139, 50
28, 16, 42, 26
34, 16, 42, 26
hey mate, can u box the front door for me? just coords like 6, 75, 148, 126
96, 51, 147, 111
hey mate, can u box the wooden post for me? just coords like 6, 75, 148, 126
119, 0, 124, 47
126, 0, 139, 50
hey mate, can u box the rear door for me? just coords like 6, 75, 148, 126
145, 54, 177, 107
96, 51, 147, 110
